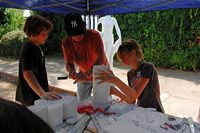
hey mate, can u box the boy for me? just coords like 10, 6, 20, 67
16, 15, 61, 106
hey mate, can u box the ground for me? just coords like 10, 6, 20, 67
0, 78, 16, 102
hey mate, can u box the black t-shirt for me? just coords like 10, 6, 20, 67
127, 62, 164, 113
15, 41, 49, 106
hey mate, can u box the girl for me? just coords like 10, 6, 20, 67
94, 39, 164, 113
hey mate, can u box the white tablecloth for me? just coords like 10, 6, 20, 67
53, 97, 200, 133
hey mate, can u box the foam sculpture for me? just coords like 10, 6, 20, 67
92, 65, 110, 105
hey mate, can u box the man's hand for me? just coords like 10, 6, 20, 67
73, 72, 88, 84
68, 71, 77, 79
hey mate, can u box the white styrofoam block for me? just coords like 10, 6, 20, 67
55, 97, 78, 120
46, 103, 63, 127
78, 97, 93, 106
92, 103, 109, 111
34, 93, 79, 123
103, 119, 146, 133
103, 108, 167, 133
64, 100, 78, 119
34, 93, 73, 105
107, 102, 133, 114
59, 93, 71, 97
34, 99, 52, 105
66, 113, 85, 124
27, 104, 48, 123
92, 65, 110, 105
62, 94, 77, 101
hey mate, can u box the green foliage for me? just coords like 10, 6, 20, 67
114, 8, 200, 71
0, 9, 66, 59
0, 7, 199, 71
0, 7, 25, 38
0, 30, 28, 58
0, 29, 63, 59
0, 7, 7, 24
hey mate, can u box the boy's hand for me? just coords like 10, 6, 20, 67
41, 91, 62, 100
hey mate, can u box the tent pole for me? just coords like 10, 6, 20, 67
86, 0, 90, 15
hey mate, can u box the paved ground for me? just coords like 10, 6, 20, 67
0, 55, 200, 122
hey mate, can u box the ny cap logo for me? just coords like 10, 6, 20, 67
71, 20, 78, 27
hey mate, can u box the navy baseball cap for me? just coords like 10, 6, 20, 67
64, 13, 86, 36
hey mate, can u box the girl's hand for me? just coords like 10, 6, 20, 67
109, 86, 117, 95
94, 69, 117, 84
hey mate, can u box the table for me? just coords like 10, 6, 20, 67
53, 97, 200, 133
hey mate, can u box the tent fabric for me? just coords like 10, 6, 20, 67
0, 0, 200, 15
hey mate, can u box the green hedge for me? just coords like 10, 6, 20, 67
0, 8, 199, 71
0, 30, 28, 58
0, 30, 63, 58
114, 8, 200, 71
0, 7, 25, 38
0, 9, 65, 59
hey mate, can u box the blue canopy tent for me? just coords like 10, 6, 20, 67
0, 0, 200, 15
